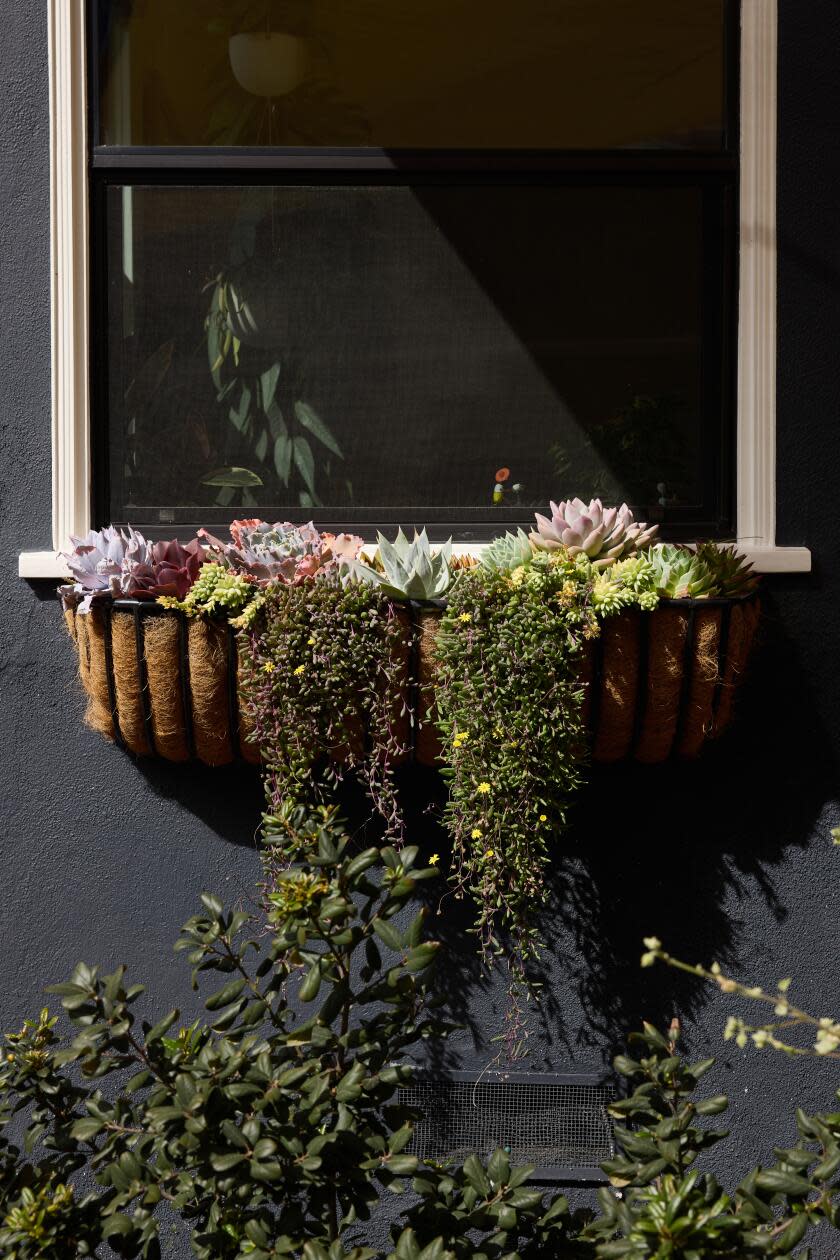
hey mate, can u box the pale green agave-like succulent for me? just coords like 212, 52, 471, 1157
341, 528, 453, 600
648, 544, 719, 600
479, 528, 534, 573
694, 542, 760, 598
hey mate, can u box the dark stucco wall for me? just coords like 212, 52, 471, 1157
2, 1, 840, 1255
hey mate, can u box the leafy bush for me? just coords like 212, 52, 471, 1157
2, 809, 839, 1258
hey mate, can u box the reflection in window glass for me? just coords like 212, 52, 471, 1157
97, 0, 726, 149
103, 183, 728, 534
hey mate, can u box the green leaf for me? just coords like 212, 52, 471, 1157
205, 978, 247, 1012
299, 963, 322, 1002
210, 1151, 247, 1172
755, 1169, 814, 1196
488, 1148, 511, 1186
261, 364, 281, 413
295, 401, 343, 458
462, 1154, 491, 1197
145, 1008, 179, 1044
293, 435, 316, 495
201, 466, 263, 488
230, 383, 252, 432
372, 918, 403, 952
274, 436, 292, 486
694, 1095, 729, 1115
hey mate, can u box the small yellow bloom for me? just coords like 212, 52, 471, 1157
293, 664, 305, 676
262, 661, 276, 674
471, 828, 482, 840
6, 1054, 13, 1063
458, 612, 472, 622
539, 814, 547, 822
484, 849, 494, 859
429, 853, 440, 866
308, 637, 316, 645
477, 782, 491, 795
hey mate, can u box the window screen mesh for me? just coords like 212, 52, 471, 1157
400, 1074, 615, 1178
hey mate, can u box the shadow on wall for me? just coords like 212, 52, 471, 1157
393, 587, 836, 1065
92, 586, 834, 1069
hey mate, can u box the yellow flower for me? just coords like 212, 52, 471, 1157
539, 813, 547, 822
484, 849, 494, 859
293, 664, 305, 676
458, 612, 472, 623
471, 828, 482, 839
262, 661, 275, 674
429, 853, 440, 866
307, 637, 316, 645
477, 782, 491, 795
453, 731, 469, 748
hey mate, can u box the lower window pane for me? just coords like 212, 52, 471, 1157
100, 182, 732, 537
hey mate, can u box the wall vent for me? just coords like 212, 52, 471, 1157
400, 1070, 614, 1183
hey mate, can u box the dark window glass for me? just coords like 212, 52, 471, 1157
100, 181, 731, 537
96, 0, 726, 150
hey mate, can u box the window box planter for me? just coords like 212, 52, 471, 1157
64, 593, 759, 768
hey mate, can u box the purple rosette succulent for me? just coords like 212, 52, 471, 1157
59, 525, 136, 612
60, 526, 204, 610
122, 537, 204, 599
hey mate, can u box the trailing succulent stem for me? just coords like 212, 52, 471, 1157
432, 557, 596, 1045
239, 578, 409, 839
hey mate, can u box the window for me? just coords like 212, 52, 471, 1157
19, 1, 811, 574
90, 0, 734, 542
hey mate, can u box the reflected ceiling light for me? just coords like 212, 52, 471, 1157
228, 32, 309, 98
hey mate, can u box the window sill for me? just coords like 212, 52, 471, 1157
18, 543, 813, 581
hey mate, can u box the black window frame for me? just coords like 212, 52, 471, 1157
87, 0, 740, 544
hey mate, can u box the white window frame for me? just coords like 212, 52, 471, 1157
18, 0, 810, 578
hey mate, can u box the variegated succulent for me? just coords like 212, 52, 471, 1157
530, 498, 659, 570
341, 528, 453, 600
590, 553, 659, 616
201, 519, 363, 585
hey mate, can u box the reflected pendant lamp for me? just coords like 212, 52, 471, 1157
228, 31, 309, 99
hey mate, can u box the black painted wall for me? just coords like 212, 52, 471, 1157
2, 1, 840, 1254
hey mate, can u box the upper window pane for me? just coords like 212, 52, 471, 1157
99, 181, 731, 538
96, 0, 727, 150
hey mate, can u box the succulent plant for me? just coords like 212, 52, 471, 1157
694, 542, 760, 599
530, 498, 659, 570
159, 563, 260, 623
590, 554, 659, 616
648, 544, 719, 599
60, 525, 142, 612
123, 537, 204, 600
201, 519, 363, 585
480, 529, 534, 574
341, 528, 453, 600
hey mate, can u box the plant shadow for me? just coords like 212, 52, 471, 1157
129, 588, 833, 1073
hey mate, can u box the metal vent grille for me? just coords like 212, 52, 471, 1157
400, 1071, 614, 1182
